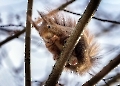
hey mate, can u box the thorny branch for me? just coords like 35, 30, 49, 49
44, 0, 101, 86
25, 0, 33, 86
83, 54, 120, 86
63, 9, 120, 24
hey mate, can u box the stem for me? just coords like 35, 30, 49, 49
0, 28, 25, 46
25, 0, 33, 86
35, 0, 76, 24
63, 9, 120, 24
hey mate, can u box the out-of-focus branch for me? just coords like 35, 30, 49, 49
102, 73, 120, 86
48, 0, 76, 15
0, 24, 25, 46
0, 28, 25, 46
63, 9, 120, 24
83, 54, 120, 86
35, 0, 76, 24
25, 0, 33, 86
44, 0, 101, 86
0, 24, 24, 28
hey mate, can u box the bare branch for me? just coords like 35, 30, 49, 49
44, 0, 101, 86
35, 0, 76, 24
25, 0, 33, 86
0, 24, 24, 28
0, 28, 25, 46
102, 73, 120, 86
63, 9, 120, 24
82, 54, 120, 86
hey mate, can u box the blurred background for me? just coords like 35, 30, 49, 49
0, 0, 120, 86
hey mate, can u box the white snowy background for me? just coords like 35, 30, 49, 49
0, 0, 120, 86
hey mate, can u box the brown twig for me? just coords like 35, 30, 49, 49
107, 74, 120, 86
35, 0, 76, 24
44, 0, 101, 86
0, 24, 25, 47
0, 28, 25, 46
101, 73, 120, 86
63, 9, 120, 24
82, 54, 120, 86
25, 0, 33, 86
